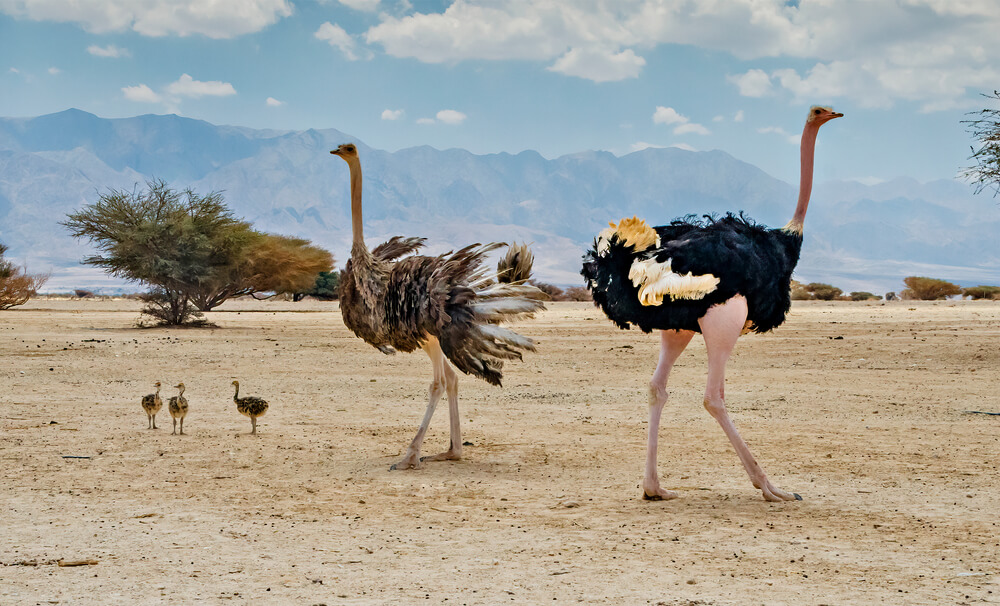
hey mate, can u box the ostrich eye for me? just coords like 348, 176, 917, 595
814, 109, 821, 115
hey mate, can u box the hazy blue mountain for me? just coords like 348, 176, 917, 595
1, 108, 998, 294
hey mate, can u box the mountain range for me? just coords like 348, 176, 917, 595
1, 108, 998, 295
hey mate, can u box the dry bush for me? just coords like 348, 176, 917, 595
962, 285, 1000, 300
901, 276, 962, 300
0, 243, 48, 309
850, 291, 881, 301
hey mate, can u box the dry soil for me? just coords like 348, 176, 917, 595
2, 299, 999, 605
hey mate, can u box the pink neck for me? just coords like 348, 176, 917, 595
346, 158, 366, 250
786, 122, 820, 234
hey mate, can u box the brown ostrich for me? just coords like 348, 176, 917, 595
232, 380, 268, 435
168, 382, 188, 435
582, 106, 842, 502
141, 381, 162, 429
330, 143, 545, 470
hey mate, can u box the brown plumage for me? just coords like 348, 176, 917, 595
231, 380, 268, 435
168, 382, 188, 435
141, 381, 162, 430
330, 143, 545, 470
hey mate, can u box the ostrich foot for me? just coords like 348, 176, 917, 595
420, 448, 462, 463
756, 479, 801, 502
642, 480, 679, 501
390, 450, 423, 471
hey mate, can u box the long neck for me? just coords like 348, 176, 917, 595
785, 121, 820, 234
233, 384, 239, 400
347, 158, 366, 250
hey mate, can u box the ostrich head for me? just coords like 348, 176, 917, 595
154, 381, 161, 388
330, 143, 358, 161
231, 380, 239, 388
807, 106, 843, 125
174, 382, 184, 390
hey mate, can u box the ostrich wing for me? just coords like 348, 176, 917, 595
372, 236, 426, 262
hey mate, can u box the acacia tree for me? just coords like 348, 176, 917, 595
0, 243, 48, 309
188, 233, 333, 311
901, 276, 961, 300
63, 180, 333, 324
963, 91, 1000, 196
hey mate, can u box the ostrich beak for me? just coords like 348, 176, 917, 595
330, 149, 340, 155
832, 112, 844, 118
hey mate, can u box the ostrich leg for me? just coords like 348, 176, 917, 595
699, 295, 799, 502
643, 329, 694, 500
391, 337, 448, 470
421, 361, 462, 463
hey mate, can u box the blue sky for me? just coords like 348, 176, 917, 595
2, 0, 999, 184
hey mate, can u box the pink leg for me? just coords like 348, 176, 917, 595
421, 362, 462, 463
699, 296, 800, 502
391, 337, 448, 470
643, 329, 695, 500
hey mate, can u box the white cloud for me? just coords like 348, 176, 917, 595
266, 97, 284, 107
0, 0, 293, 38
338, 0, 379, 11
653, 106, 709, 136
758, 126, 800, 145
165, 74, 236, 98
547, 47, 645, 82
47, 66, 60, 75
9, 67, 19, 73
668, 143, 697, 152
381, 108, 403, 120
652, 106, 686, 126
360, 0, 1000, 109
416, 117, 435, 125
87, 44, 129, 58
122, 84, 161, 103
435, 109, 466, 125
673, 122, 710, 136
733, 110, 745, 122
729, 68, 772, 97
712, 115, 724, 122
315, 22, 358, 60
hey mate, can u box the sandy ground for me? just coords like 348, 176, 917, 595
1, 298, 999, 605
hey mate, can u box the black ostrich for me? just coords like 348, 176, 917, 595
330, 143, 545, 470
582, 106, 842, 502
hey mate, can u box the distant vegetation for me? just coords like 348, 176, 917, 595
0, 242, 48, 309
530, 281, 592, 302
63, 180, 333, 325
294, 270, 340, 301
791, 281, 843, 300
963, 90, 1000, 196
962, 285, 1000, 300
850, 291, 881, 301
900, 276, 962, 300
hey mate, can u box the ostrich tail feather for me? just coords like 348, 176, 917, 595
496, 242, 535, 284
436, 243, 546, 386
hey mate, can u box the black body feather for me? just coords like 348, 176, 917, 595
582, 214, 802, 334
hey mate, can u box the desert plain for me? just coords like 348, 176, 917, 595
1, 298, 998, 604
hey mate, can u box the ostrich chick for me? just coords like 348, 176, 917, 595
232, 380, 268, 435
168, 383, 189, 435
141, 381, 163, 429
